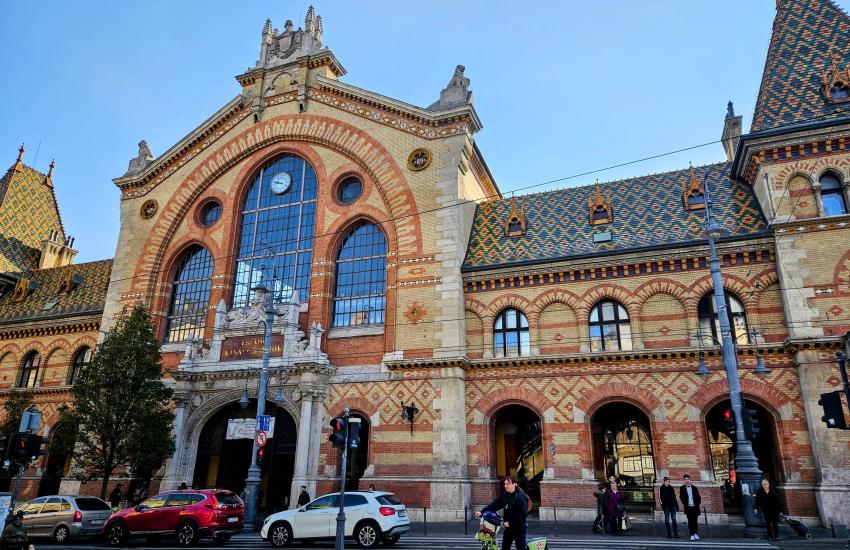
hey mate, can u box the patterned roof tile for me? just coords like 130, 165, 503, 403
751, 0, 850, 132
462, 162, 767, 271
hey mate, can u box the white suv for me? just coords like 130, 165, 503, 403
261, 491, 409, 548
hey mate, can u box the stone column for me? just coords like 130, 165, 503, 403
306, 393, 326, 499
160, 393, 191, 491
289, 392, 314, 508
430, 366, 470, 520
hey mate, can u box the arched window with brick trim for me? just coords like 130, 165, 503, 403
332, 222, 387, 327
18, 351, 40, 388
698, 292, 749, 346
68, 346, 91, 385
819, 171, 848, 216
493, 308, 530, 357
589, 300, 632, 352
164, 245, 214, 343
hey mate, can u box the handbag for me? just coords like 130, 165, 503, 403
615, 502, 625, 513
621, 517, 632, 531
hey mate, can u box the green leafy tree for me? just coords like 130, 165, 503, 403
67, 304, 175, 498
0, 390, 34, 438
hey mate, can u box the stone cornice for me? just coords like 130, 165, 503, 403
772, 214, 850, 233
0, 315, 101, 340
0, 386, 72, 397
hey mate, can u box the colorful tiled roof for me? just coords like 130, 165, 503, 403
0, 259, 112, 324
462, 162, 768, 271
0, 162, 65, 274
751, 0, 850, 132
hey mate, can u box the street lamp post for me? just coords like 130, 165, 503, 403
703, 176, 766, 538
243, 284, 276, 531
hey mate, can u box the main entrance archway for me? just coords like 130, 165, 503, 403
192, 401, 296, 513
705, 399, 781, 513
590, 402, 656, 509
492, 405, 543, 504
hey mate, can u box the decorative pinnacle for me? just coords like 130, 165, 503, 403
47, 159, 55, 178
263, 18, 272, 34
16, 143, 24, 163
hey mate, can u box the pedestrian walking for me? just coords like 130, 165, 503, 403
591, 481, 607, 533
475, 476, 529, 550
679, 474, 702, 541
297, 485, 311, 507
659, 477, 679, 538
754, 479, 782, 541
604, 479, 626, 535
0, 511, 29, 550
109, 484, 123, 510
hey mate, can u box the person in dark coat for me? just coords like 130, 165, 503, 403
679, 474, 702, 541
1, 512, 28, 550
297, 486, 311, 507
475, 476, 529, 550
659, 477, 679, 538
604, 480, 626, 534
109, 484, 123, 510
591, 480, 609, 533
754, 478, 782, 541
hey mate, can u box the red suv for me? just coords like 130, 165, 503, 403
104, 489, 244, 547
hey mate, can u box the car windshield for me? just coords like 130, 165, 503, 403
376, 495, 402, 506
76, 498, 111, 511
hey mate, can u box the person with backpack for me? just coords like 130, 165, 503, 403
475, 476, 529, 550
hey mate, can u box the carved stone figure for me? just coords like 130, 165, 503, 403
123, 140, 154, 177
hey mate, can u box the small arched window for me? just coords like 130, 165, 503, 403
332, 222, 387, 327
698, 292, 749, 346
68, 346, 91, 385
493, 308, 530, 357
820, 172, 848, 216
589, 300, 632, 351
164, 246, 214, 343
19, 351, 40, 388
831, 83, 850, 101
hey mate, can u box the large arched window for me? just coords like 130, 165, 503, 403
698, 292, 749, 346
68, 346, 91, 385
333, 222, 387, 327
164, 246, 214, 343
589, 300, 632, 351
233, 154, 318, 307
493, 308, 530, 357
820, 172, 848, 216
19, 351, 40, 388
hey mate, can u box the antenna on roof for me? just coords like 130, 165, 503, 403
32, 140, 42, 168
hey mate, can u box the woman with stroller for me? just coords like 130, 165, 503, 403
604, 478, 626, 534
475, 476, 529, 550
754, 478, 783, 541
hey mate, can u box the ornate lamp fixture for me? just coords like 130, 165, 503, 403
400, 401, 419, 434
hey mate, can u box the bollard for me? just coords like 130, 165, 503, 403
423, 506, 427, 536
464, 506, 468, 536
651, 503, 656, 538
702, 506, 709, 538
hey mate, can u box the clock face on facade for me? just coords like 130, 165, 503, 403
270, 172, 292, 195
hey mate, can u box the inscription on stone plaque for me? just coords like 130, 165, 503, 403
221, 334, 284, 361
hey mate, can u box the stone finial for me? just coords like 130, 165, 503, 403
315, 15, 323, 42
123, 140, 155, 177
721, 101, 743, 162
429, 65, 473, 111
16, 143, 24, 163
263, 18, 272, 35
284, 19, 293, 32
726, 101, 735, 119
47, 159, 55, 178
305, 6, 316, 33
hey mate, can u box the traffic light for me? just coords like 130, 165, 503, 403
348, 418, 362, 449
722, 409, 736, 435
329, 417, 347, 449
9, 433, 44, 465
0, 435, 7, 459
741, 407, 762, 440
256, 447, 266, 467
818, 391, 848, 429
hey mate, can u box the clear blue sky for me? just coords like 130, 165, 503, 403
3, 1, 843, 263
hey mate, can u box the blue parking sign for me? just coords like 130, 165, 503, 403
258, 415, 271, 432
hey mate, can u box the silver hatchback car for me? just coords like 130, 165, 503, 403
14, 495, 112, 543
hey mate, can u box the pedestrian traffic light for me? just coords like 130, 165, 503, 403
818, 391, 848, 429
256, 447, 266, 467
329, 417, 347, 449
348, 418, 362, 449
9, 433, 40, 464
741, 407, 762, 440
722, 409, 736, 435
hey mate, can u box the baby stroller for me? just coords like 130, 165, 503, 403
782, 514, 812, 539
476, 511, 502, 550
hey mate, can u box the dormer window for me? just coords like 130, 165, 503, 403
503, 198, 527, 237
683, 164, 706, 211
821, 56, 850, 104
588, 182, 613, 226
831, 83, 850, 100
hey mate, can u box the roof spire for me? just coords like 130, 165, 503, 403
46, 159, 55, 184
16, 143, 24, 163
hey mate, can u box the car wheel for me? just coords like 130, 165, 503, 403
54, 524, 71, 544
212, 533, 232, 545
106, 522, 128, 547
355, 522, 380, 549
382, 535, 399, 547
269, 522, 293, 548
175, 521, 199, 547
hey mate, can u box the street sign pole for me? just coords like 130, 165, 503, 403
335, 408, 350, 550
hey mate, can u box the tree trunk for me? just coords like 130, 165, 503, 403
100, 467, 113, 500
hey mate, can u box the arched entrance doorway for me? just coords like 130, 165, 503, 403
492, 405, 543, 504
192, 401, 297, 513
344, 414, 369, 491
38, 421, 78, 496
705, 399, 781, 513
590, 402, 656, 509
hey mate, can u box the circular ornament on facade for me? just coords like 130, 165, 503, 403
270, 171, 292, 195
337, 177, 362, 204
199, 201, 222, 227
407, 148, 432, 171
140, 199, 158, 219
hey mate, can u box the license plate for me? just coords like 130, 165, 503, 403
89, 520, 104, 526
399, 510, 406, 517
227, 517, 239, 523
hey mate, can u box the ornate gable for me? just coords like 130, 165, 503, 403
504, 198, 527, 237
682, 164, 706, 211
588, 182, 613, 226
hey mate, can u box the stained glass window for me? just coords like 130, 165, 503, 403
233, 155, 317, 307
164, 246, 213, 343
332, 222, 387, 327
